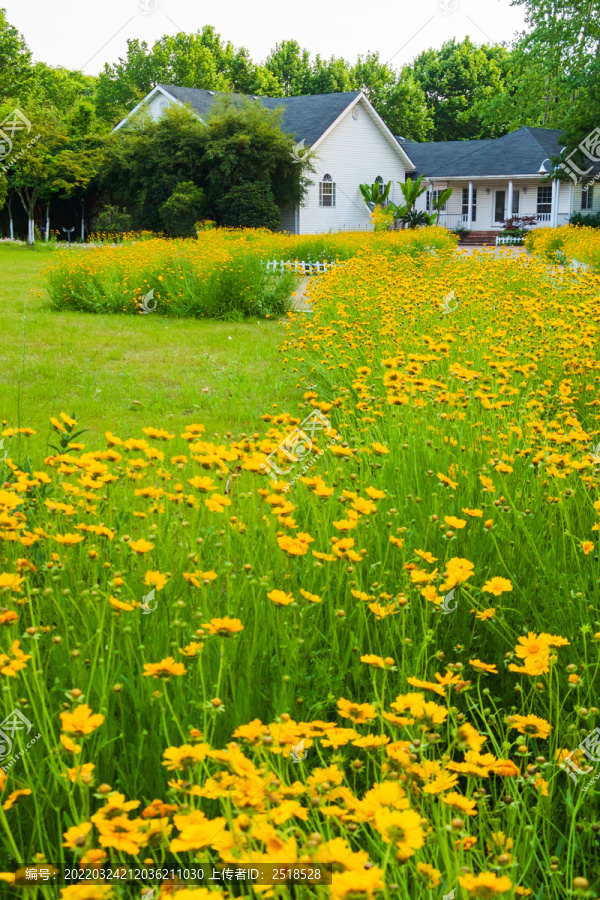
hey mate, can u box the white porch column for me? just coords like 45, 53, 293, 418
467, 181, 473, 231
507, 180, 513, 221
552, 179, 560, 227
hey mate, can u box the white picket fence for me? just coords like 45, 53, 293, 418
495, 236, 525, 246
261, 259, 337, 275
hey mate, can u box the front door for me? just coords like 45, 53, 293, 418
494, 190, 506, 225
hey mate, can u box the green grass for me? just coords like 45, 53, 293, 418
0, 246, 302, 460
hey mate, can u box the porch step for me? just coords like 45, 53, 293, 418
458, 231, 500, 246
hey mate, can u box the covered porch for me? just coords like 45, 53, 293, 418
421, 178, 571, 232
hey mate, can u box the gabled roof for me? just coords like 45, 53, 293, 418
113, 84, 415, 169
161, 85, 362, 147
398, 127, 569, 178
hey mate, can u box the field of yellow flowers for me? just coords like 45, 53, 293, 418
45, 227, 457, 319
526, 224, 600, 271
1, 233, 600, 899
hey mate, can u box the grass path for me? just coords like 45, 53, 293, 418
0, 245, 302, 459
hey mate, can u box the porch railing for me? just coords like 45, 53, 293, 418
436, 213, 468, 231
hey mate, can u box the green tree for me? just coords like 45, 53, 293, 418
1, 103, 65, 243
217, 182, 280, 229
190, 26, 282, 96
509, 0, 600, 151
199, 96, 311, 221
95, 28, 282, 127
352, 53, 397, 108
309, 55, 354, 94
160, 181, 205, 237
374, 68, 433, 140
410, 38, 510, 140
100, 98, 310, 230
27, 63, 97, 118
0, 8, 31, 100
264, 41, 312, 96
99, 104, 206, 231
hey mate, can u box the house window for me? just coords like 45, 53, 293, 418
512, 190, 520, 215
374, 175, 388, 206
319, 174, 336, 207
461, 187, 477, 222
582, 186, 594, 209
537, 186, 553, 216
426, 189, 448, 212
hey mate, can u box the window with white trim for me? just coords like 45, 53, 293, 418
537, 186, 553, 215
582, 185, 594, 210
319, 174, 336, 207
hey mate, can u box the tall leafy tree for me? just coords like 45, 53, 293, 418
0, 7, 31, 100
309, 55, 354, 94
27, 63, 97, 117
95, 28, 281, 127
410, 38, 510, 140
352, 53, 397, 107
509, 0, 600, 149
50, 101, 105, 240
191, 26, 282, 96
100, 99, 310, 229
1, 103, 67, 242
264, 41, 313, 96
199, 96, 311, 217
373, 68, 433, 140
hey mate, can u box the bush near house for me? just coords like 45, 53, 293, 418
569, 211, 600, 229
160, 182, 206, 238
217, 183, 281, 230
99, 100, 311, 232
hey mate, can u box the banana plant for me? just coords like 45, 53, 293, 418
403, 209, 436, 229
431, 187, 454, 224
387, 201, 409, 227
359, 180, 391, 212
388, 175, 429, 228
398, 175, 428, 211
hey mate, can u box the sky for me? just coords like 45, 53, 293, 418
4, 0, 528, 76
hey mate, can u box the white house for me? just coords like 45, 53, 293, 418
114, 85, 415, 234
114, 86, 598, 237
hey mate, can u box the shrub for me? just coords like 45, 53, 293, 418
160, 182, 205, 238
217, 183, 281, 230
569, 211, 600, 229
95, 204, 132, 235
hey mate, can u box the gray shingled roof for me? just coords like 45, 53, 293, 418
398, 127, 569, 177
158, 85, 361, 146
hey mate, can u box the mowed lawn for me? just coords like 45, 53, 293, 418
0, 245, 303, 459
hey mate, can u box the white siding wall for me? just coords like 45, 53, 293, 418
145, 93, 173, 122
299, 98, 408, 234
573, 181, 600, 218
